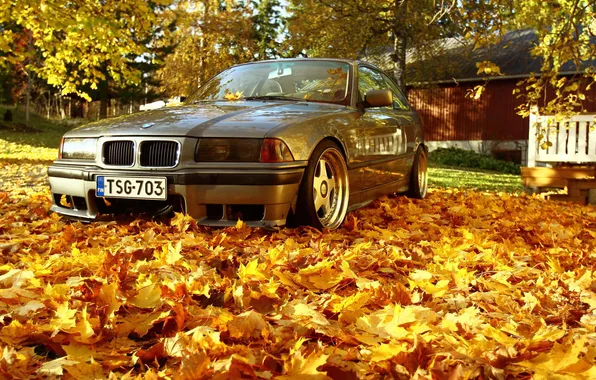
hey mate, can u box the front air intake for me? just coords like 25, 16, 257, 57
103, 141, 134, 166
140, 141, 179, 167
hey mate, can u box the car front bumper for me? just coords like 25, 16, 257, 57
47, 162, 306, 227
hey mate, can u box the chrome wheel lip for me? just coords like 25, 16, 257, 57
418, 149, 428, 198
312, 148, 349, 229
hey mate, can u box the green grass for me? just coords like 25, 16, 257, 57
0, 105, 79, 149
429, 165, 523, 193
428, 147, 521, 174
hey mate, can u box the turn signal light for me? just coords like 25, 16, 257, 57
260, 138, 294, 162
58, 137, 65, 159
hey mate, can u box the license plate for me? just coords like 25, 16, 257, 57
96, 176, 167, 200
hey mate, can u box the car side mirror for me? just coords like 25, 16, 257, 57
364, 89, 393, 108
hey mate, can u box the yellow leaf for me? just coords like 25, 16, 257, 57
52, 302, 77, 331
284, 302, 330, 328
15, 300, 45, 316
280, 351, 330, 379
227, 310, 269, 339
68, 306, 97, 343
521, 292, 540, 311
224, 91, 243, 101
0, 269, 34, 287
98, 283, 122, 322
520, 336, 588, 374
117, 311, 171, 337
62, 342, 95, 360
64, 362, 106, 379
37, 357, 80, 376
129, 283, 162, 309
238, 259, 268, 282
331, 291, 369, 313
366, 342, 409, 362
164, 241, 183, 265
188, 326, 223, 350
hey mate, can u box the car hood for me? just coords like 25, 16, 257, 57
66, 101, 347, 138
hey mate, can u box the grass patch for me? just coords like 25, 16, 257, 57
0, 140, 59, 162
0, 105, 81, 149
429, 166, 523, 192
429, 147, 521, 174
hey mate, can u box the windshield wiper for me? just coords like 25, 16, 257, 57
244, 96, 300, 101
191, 99, 216, 104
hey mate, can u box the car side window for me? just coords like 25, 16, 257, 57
381, 73, 410, 110
358, 66, 388, 103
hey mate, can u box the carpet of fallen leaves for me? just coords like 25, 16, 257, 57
1, 160, 596, 380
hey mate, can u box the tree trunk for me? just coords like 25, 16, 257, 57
198, 36, 205, 86
197, 0, 209, 87
25, 72, 31, 126
25, 31, 32, 127
59, 94, 65, 119
392, 0, 408, 94
99, 81, 109, 119
392, 32, 407, 93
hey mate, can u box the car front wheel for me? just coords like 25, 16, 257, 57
295, 140, 349, 230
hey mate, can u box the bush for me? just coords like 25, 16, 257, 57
428, 147, 521, 174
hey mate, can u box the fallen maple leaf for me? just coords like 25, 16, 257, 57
227, 310, 269, 339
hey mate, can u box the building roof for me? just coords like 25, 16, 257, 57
363, 29, 595, 85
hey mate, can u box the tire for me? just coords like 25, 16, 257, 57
294, 140, 349, 229
406, 146, 428, 199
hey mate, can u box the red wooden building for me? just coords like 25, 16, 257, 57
367, 29, 596, 164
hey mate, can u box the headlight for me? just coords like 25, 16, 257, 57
59, 138, 97, 160
195, 139, 262, 162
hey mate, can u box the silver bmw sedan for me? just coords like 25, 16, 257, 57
48, 58, 428, 229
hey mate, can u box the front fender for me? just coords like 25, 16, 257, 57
265, 109, 360, 162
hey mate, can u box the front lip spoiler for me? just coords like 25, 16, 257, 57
177, 172, 301, 186
48, 165, 304, 186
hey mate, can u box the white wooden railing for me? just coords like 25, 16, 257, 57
527, 112, 596, 167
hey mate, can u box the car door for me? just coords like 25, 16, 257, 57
379, 72, 419, 158
349, 65, 409, 196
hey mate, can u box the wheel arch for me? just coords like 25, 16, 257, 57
309, 136, 348, 162
416, 141, 428, 154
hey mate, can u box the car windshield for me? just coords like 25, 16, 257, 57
186, 60, 351, 106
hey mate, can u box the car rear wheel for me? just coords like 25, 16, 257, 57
407, 146, 428, 199
295, 140, 349, 230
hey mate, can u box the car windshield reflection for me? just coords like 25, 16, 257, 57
187, 60, 351, 106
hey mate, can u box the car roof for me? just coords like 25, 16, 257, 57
231, 58, 382, 70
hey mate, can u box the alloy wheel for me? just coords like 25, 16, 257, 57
418, 149, 428, 198
312, 148, 349, 229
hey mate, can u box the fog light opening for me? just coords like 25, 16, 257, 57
226, 205, 265, 222
206, 204, 224, 220
72, 196, 87, 211
59, 194, 73, 209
